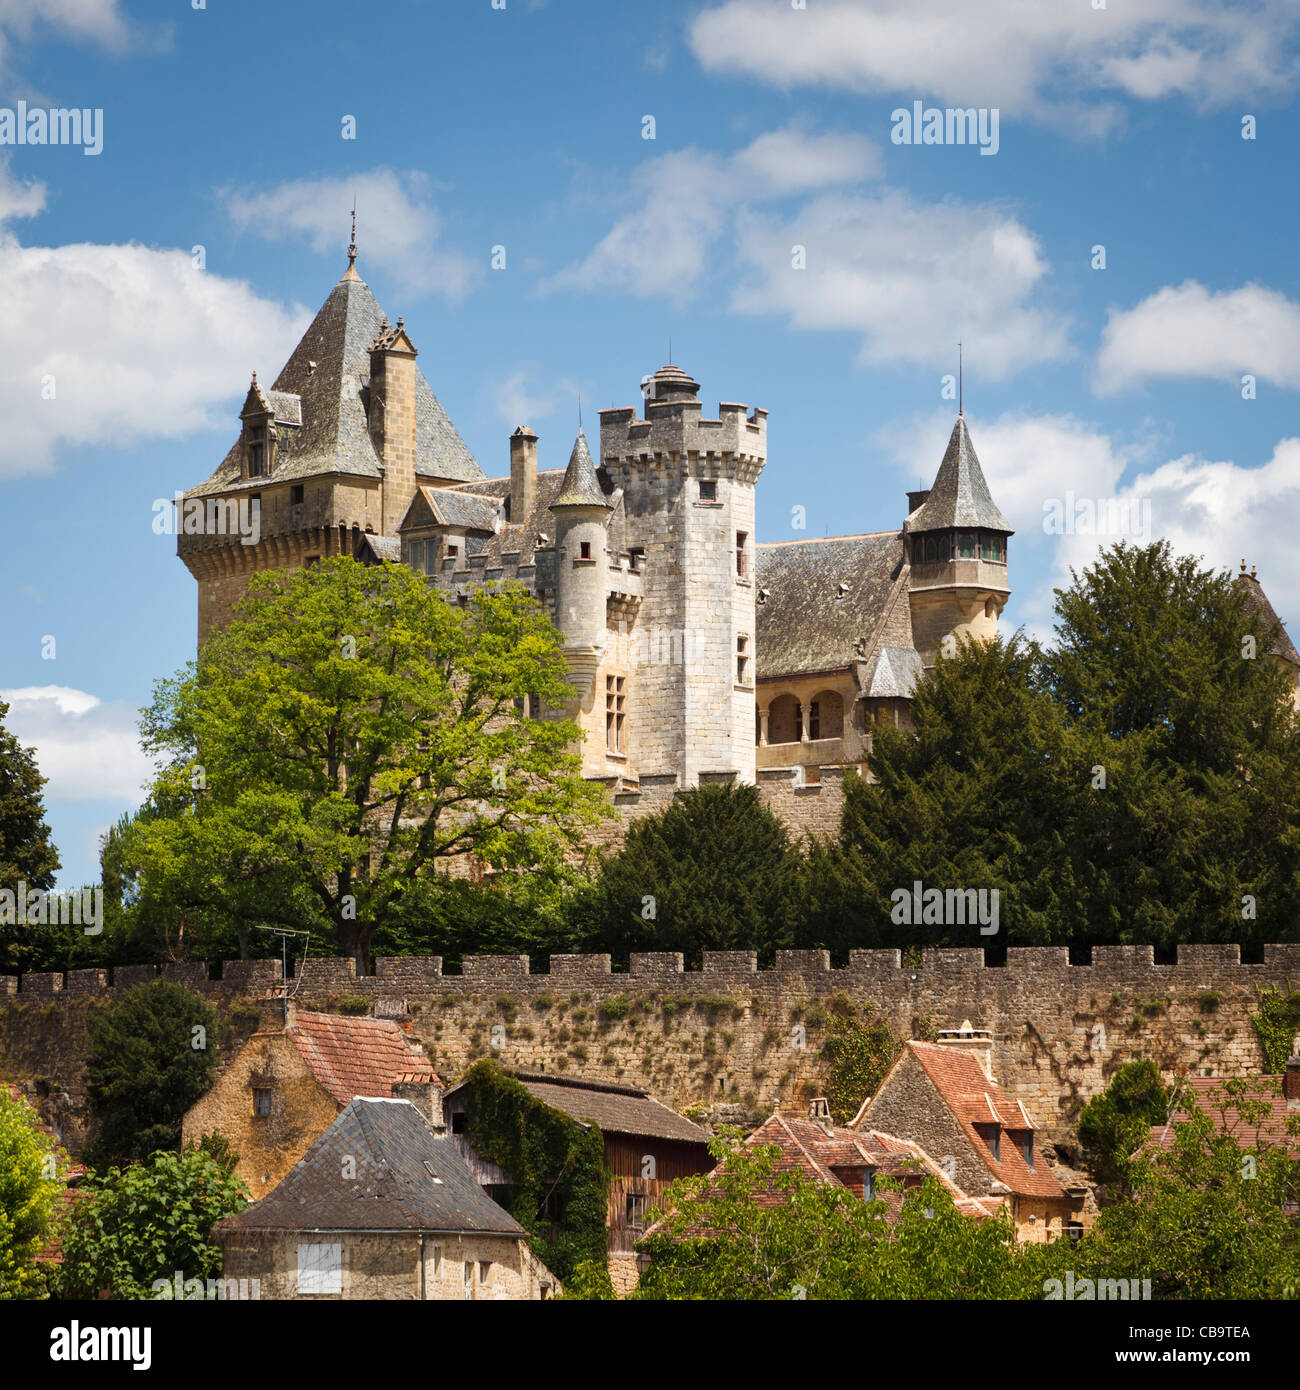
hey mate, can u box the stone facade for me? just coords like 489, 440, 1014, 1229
216, 1228, 552, 1300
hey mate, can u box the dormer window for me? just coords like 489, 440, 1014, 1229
977, 1123, 1001, 1162
1020, 1132, 1034, 1169
247, 424, 266, 478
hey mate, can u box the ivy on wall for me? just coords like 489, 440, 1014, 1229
1250, 986, 1300, 1073
819, 999, 903, 1126
458, 1059, 608, 1282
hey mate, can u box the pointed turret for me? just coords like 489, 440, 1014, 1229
551, 430, 612, 510
905, 416, 1012, 669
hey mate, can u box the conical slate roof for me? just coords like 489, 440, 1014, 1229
216, 1098, 525, 1236
186, 265, 482, 497
1236, 567, 1300, 665
550, 429, 612, 509
905, 416, 1012, 534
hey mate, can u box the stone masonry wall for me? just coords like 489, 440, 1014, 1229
3, 945, 1297, 1158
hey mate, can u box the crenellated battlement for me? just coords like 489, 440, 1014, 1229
598, 399, 766, 481
4, 943, 1298, 1001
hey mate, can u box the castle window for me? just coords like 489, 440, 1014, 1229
699, 480, 717, 502
247, 424, 266, 478
958, 531, 975, 559
447, 544, 459, 559
809, 701, 821, 740
736, 635, 749, 685
606, 675, 626, 754
629, 547, 644, 571
736, 531, 748, 578
290, 484, 304, 506
924, 537, 938, 563
253, 1087, 272, 1116
580, 540, 592, 560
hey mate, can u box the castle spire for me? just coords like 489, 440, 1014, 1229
342, 201, 361, 282
551, 429, 612, 510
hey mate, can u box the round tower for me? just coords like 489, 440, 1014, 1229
549, 429, 613, 700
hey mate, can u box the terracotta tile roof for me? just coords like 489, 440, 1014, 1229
1142, 1075, 1300, 1158
276, 1012, 438, 1107
896, 1042, 1070, 1202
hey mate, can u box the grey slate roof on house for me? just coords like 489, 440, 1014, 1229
755, 533, 906, 681
216, 1098, 525, 1236
905, 417, 1012, 535
443, 1070, 711, 1146
551, 431, 613, 509
186, 269, 483, 499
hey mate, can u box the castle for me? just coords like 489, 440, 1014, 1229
179, 238, 1017, 824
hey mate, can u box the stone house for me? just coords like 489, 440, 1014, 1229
851, 1025, 1085, 1242
441, 1068, 713, 1292
214, 1097, 557, 1299
181, 1003, 440, 1198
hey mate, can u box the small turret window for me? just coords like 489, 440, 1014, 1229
580, 541, 592, 560
924, 537, 937, 563
699, 480, 717, 501
247, 424, 266, 478
958, 531, 975, 559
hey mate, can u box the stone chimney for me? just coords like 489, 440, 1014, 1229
1285, 1056, 1300, 1110
394, 1076, 445, 1132
807, 1096, 834, 1135
907, 488, 931, 514
369, 317, 420, 536
257, 994, 296, 1033
510, 426, 537, 524
937, 1020, 995, 1082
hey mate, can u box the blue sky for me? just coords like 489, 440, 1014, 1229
2, 0, 1299, 886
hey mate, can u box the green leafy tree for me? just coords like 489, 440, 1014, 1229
84, 979, 217, 1168
631, 1131, 1034, 1300
1077, 1059, 1170, 1188
571, 782, 802, 965
0, 1087, 64, 1299
57, 1148, 248, 1299
1046, 1079, 1300, 1299
133, 557, 608, 969
0, 697, 61, 973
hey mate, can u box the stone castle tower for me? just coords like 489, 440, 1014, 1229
179, 243, 1025, 816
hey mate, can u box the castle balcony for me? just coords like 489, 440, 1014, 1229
756, 737, 847, 770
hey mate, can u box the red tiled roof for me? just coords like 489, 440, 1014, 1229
1143, 1076, 1300, 1158
274, 1012, 439, 1107
893, 1042, 1070, 1202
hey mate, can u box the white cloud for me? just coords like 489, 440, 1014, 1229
487, 369, 585, 435
688, 0, 1300, 125
0, 0, 134, 69
733, 124, 881, 196
1096, 281, 1300, 395
732, 191, 1070, 378
224, 168, 479, 303
0, 686, 151, 804
547, 126, 1066, 376
0, 164, 307, 478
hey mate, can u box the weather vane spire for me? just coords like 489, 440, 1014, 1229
958, 339, 963, 417
348, 198, 357, 269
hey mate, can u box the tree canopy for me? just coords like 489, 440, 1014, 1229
131, 557, 607, 968
0, 1087, 64, 1300
0, 697, 61, 973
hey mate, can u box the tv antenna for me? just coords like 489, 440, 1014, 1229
252, 925, 313, 1025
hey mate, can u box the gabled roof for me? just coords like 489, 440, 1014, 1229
216, 1099, 526, 1235
187, 267, 482, 498
885, 1042, 1068, 1201
1236, 568, 1300, 665
551, 430, 612, 510
444, 1069, 710, 1146
905, 416, 1011, 534
273, 1010, 437, 1108
863, 644, 923, 699
755, 532, 907, 681
400, 484, 503, 535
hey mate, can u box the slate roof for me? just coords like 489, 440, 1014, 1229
755, 533, 906, 680
1141, 1074, 1300, 1159
1236, 570, 1300, 665
216, 1098, 526, 1235
881, 1042, 1070, 1202
443, 1070, 710, 1146
186, 268, 482, 499
357, 534, 402, 564
863, 645, 923, 699
905, 416, 1012, 534
552, 430, 613, 510
277, 1011, 437, 1107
